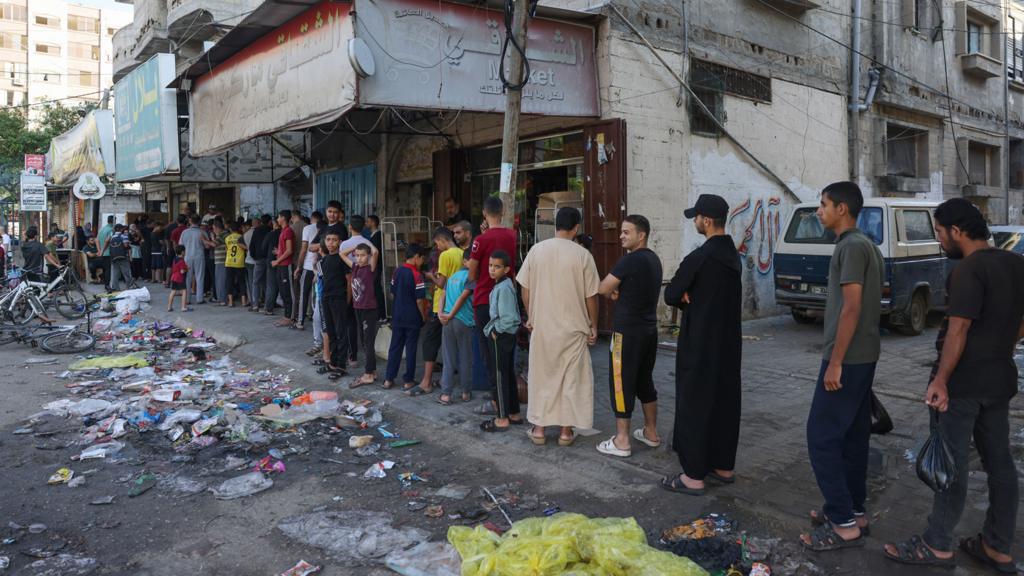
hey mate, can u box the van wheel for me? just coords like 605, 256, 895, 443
791, 309, 816, 325
897, 292, 927, 336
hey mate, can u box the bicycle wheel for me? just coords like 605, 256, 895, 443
39, 330, 95, 354
0, 326, 20, 345
53, 288, 88, 319
9, 296, 35, 325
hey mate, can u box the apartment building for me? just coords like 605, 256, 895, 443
0, 0, 130, 109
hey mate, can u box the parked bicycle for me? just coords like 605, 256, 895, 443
0, 266, 88, 324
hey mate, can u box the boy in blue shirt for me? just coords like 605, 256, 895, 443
438, 249, 476, 405
383, 244, 428, 390
481, 250, 522, 432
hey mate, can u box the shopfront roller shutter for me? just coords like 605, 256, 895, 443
315, 164, 377, 218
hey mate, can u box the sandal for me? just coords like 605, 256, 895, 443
632, 428, 661, 448
476, 403, 497, 416
883, 535, 955, 568
527, 427, 546, 445
349, 376, 375, 389
317, 365, 345, 375
809, 509, 870, 536
960, 535, 1015, 573
479, 419, 509, 433
659, 474, 706, 496
706, 471, 736, 485
402, 382, 418, 391
461, 392, 472, 402
305, 347, 320, 356
327, 372, 344, 381
436, 395, 453, 406
507, 417, 525, 425
405, 386, 432, 397
312, 359, 328, 366
801, 522, 865, 552
558, 430, 578, 447
597, 437, 631, 458
382, 380, 394, 389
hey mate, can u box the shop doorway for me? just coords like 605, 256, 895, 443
200, 188, 236, 220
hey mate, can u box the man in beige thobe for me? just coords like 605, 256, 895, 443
518, 208, 600, 446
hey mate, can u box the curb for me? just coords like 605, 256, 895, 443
167, 313, 247, 349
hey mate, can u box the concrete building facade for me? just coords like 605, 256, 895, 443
0, 0, 130, 109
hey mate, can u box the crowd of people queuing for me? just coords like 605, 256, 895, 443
30, 183, 1023, 569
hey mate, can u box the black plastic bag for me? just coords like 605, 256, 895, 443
915, 409, 957, 492
870, 391, 893, 435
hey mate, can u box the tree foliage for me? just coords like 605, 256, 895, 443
0, 102, 97, 198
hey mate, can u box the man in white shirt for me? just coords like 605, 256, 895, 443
295, 211, 322, 330
1, 224, 11, 259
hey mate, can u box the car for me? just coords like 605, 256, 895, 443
990, 225, 1024, 256
773, 199, 949, 335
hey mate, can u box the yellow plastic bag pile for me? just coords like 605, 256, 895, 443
447, 513, 708, 576
70, 353, 150, 370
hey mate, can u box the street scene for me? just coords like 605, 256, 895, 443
3, 0, 1024, 575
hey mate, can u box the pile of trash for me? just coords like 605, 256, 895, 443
15, 310, 389, 502
660, 514, 821, 576
448, 512, 707, 576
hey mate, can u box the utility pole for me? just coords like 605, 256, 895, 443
498, 0, 530, 229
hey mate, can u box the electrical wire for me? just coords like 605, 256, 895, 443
388, 107, 463, 134
499, 0, 530, 90
0, 90, 103, 111
932, 0, 972, 179
753, 0, 1001, 119
345, 109, 388, 136
815, 2, 1019, 35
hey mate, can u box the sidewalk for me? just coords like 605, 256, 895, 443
134, 280, 1024, 574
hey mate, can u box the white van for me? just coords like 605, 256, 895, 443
773, 199, 949, 335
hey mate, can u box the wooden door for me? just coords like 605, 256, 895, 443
583, 119, 627, 333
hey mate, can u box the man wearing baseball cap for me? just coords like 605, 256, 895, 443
660, 193, 743, 496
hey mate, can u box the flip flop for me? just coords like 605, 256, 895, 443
405, 386, 432, 397
436, 395, 453, 406
349, 377, 375, 389
327, 372, 344, 381
659, 474, 705, 496
960, 535, 1016, 573
596, 437, 631, 458
401, 382, 418, 391
883, 535, 956, 568
707, 471, 737, 485
632, 428, 661, 448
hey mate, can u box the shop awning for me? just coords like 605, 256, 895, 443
46, 109, 117, 187
184, 0, 357, 157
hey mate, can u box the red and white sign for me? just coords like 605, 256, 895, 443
24, 154, 45, 176
354, 0, 599, 117
190, 1, 357, 156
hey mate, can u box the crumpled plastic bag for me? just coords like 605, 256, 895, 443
916, 409, 957, 492
70, 353, 149, 370
448, 513, 708, 576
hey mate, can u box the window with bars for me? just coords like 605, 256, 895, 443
885, 124, 929, 178
1009, 16, 1024, 81
688, 59, 772, 137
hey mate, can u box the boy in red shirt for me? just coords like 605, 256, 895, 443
272, 210, 296, 327
168, 245, 190, 312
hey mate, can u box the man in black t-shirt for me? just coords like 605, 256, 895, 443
21, 226, 60, 282
595, 214, 663, 458
884, 199, 1024, 571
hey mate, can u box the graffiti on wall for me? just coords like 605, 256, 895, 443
729, 196, 782, 276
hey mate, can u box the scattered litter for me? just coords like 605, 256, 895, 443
67, 476, 86, 488
279, 560, 320, 576
378, 427, 398, 439
159, 475, 207, 495
663, 537, 743, 572
254, 456, 286, 474
77, 441, 124, 460
355, 443, 381, 457
363, 460, 395, 479
384, 541, 461, 576
750, 562, 771, 576
47, 468, 73, 485
27, 524, 46, 534
425, 505, 444, 518
348, 435, 373, 448
661, 513, 736, 542
211, 472, 273, 500
69, 354, 149, 370
0, 557, 7, 570
21, 553, 97, 575
435, 484, 472, 500
128, 472, 157, 497
448, 513, 705, 575
89, 496, 115, 505
13, 428, 32, 435
277, 510, 429, 561
388, 439, 421, 448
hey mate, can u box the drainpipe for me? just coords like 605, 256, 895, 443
848, 0, 863, 182
1005, 0, 1011, 224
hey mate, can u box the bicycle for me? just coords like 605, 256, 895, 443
0, 321, 95, 354
0, 266, 88, 324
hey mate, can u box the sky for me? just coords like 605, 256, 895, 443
70, 0, 133, 14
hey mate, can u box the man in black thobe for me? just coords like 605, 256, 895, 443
661, 194, 742, 496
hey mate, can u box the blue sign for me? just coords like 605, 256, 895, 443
114, 53, 179, 181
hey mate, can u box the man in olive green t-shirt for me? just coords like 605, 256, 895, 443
800, 181, 883, 552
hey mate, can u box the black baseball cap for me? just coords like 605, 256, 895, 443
684, 194, 730, 220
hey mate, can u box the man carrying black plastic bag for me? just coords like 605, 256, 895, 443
884, 199, 1024, 572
